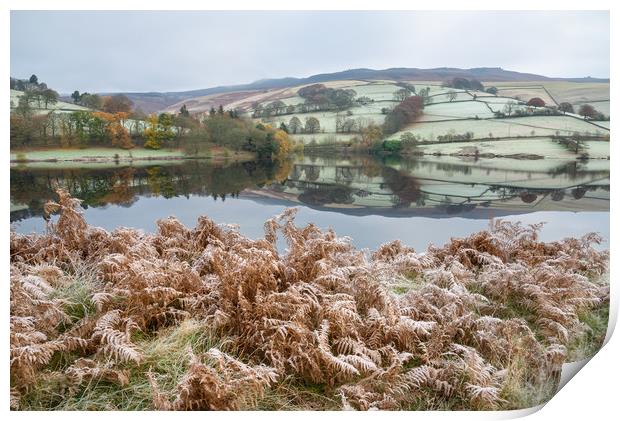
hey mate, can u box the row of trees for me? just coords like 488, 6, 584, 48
11, 75, 135, 115
14, 88, 59, 109
494, 98, 609, 121
334, 115, 376, 134
184, 110, 296, 161
559, 102, 608, 120
10, 74, 45, 92
12, 86, 296, 162
11, 107, 135, 149
253, 93, 376, 119
11, 74, 60, 110
297, 84, 357, 111
11, 75, 298, 161
142, 113, 176, 149
393, 83, 417, 102
252, 100, 295, 118
70, 91, 134, 114
383, 95, 425, 134
442, 77, 484, 91
251, 84, 358, 119
10, 93, 188, 150
66, 111, 134, 149
278, 116, 321, 134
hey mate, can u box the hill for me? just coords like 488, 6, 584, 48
112, 67, 610, 113
10, 89, 90, 114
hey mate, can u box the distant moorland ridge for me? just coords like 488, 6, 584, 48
101, 67, 610, 113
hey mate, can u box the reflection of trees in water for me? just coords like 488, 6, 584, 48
298, 184, 354, 206
545, 161, 610, 181
292, 165, 321, 182
285, 155, 608, 214
572, 187, 587, 199
548, 161, 580, 179
100, 168, 138, 206
494, 185, 608, 206
487, 184, 606, 203
273, 159, 294, 183
445, 203, 477, 214
10, 159, 282, 220
299, 154, 609, 189
360, 159, 382, 178
425, 183, 609, 216
11, 154, 610, 223
551, 190, 565, 201
335, 166, 356, 182
519, 192, 538, 203
145, 167, 178, 199
434, 162, 472, 176
381, 167, 422, 208
305, 166, 320, 182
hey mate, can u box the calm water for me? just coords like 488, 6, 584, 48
10, 155, 610, 251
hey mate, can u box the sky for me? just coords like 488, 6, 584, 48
10, 10, 610, 94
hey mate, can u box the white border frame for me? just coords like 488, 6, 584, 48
2, 1, 616, 419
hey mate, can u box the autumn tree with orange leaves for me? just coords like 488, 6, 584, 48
92, 111, 134, 149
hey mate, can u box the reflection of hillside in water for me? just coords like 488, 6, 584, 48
10, 154, 609, 223
273, 155, 609, 215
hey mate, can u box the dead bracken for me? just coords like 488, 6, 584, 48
10, 188, 609, 411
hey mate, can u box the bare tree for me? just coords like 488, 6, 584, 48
393, 88, 411, 102
503, 101, 516, 116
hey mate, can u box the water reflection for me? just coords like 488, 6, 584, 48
11, 160, 282, 222
11, 155, 609, 226
264, 155, 609, 215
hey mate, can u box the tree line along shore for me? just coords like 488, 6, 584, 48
11, 74, 610, 163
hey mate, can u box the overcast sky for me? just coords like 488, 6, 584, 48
10, 10, 609, 94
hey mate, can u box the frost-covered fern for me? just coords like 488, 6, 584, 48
10, 188, 609, 411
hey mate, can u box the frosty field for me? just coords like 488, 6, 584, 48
10, 89, 90, 114
245, 79, 609, 156
414, 137, 609, 159
418, 101, 495, 121
392, 115, 609, 142
9, 147, 187, 162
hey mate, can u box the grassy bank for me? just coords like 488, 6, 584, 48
10, 146, 255, 164
11, 189, 609, 411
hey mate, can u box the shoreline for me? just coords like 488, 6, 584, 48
10, 147, 256, 165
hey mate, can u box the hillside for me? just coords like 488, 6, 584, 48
239, 80, 609, 159
10, 89, 150, 137
10, 89, 90, 114
113, 67, 610, 113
